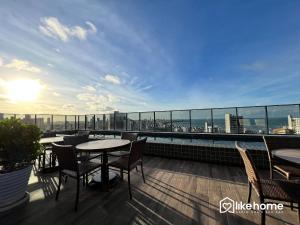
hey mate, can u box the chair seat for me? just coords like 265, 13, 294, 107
62, 162, 101, 177
260, 179, 300, 202
274, 164, 300, 178
108, 156, 140, 170
108, 151, 130, 157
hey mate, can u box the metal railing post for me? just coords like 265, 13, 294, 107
51, 115, 53, 131
235, 107, 239, 134
153, 111, 156, 131
189, 110, 192, 132
139, 112, 141, 131
210, 108, 214, 133
265, 106, 269, 134
170, 111, 173, 132
65, 115, 67, 131
125, 113, 128, 131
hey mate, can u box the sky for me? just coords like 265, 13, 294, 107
0, 0, 300, 114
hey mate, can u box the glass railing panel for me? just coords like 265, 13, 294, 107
86, 115, 95, 130
140, 112, 154, 131
191, 109, 212, 132
0, 113, 15, 120
66, 115, 76, 130
267, 104, 300, 134
53, 115, 65, 131
155, 111, 171, 132
212, 108, 238, 134
36, 114, 52, 131
115, 113, 126, 130
127, 113, 139, 131
237, 107, 267, 134
95, 114, 104, 130
15, 114, 35, 125
104, 114, 114, 130
172, 110, 190, 132
78, 115, 86, 130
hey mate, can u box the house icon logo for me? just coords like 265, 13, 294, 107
219, 197, 235, 213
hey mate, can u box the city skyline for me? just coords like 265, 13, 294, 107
1, 1, 300, 114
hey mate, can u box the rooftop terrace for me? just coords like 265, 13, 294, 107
1, 157, 299, 225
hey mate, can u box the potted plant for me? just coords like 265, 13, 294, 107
0, 118, 41, 212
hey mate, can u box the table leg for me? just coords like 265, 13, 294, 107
101, 152, 109, 191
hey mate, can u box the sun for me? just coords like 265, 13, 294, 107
6, 79, 42, 102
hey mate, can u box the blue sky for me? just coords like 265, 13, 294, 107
0, 0, 300, 114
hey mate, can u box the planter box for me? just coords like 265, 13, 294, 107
0, 165, 32, 210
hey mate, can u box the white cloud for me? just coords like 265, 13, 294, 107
103, 74, 121, 84
39, 17, 97, 42
0, 57, 3, 66
241, 62, 267, 71
86, 21, 97, 33
53, 92, 60, 96
138, 85, 153, 92
47, 63, 54, 67
76, 91, 119, 112
2, 59, 41, 73
83, 85, 96, 92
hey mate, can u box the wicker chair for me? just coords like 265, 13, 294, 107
77, 130, 91, 136
63, 135, 101, 162
108, 138, 147, 199
108, 132, 138, 157
263, 136, 300, 180
236, 142, 300, 225
52, 143, 102, 211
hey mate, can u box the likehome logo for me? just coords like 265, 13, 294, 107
219, 197, 284, 214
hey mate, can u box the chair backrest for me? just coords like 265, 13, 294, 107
235, 142, 262, 196
129, 138, 147, 166
52, 143, 78, 172
121, 132, 138, 142
77, 130, 90, 136
63, 135, 89, 146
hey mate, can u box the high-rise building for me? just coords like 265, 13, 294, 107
225, 113, 243, 133
288, 115, 300, 134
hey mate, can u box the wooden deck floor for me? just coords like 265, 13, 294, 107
0, 156, 298, 225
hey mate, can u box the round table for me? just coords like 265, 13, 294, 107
76, 139, 131, 191
40, 136, 64, 145
272, 148, 300, 166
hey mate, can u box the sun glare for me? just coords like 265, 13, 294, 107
6, 79, 42, 102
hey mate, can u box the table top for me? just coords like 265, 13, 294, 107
273, 148, 300, 165
40, 136, 64, 144
76, 139, 131, 153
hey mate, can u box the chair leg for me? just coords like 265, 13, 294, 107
120, 168, 124, 180
298, 202, 299, 224
64, 175, 68, 183
287, 175, 294, 210
85, 173, 88, 185
38, 155, 41, 168
269, 168, 273, 180
135, 166, 138, 172
141, 162, 145, 183
128, 171, 132, 200
75, 177, 80, 211
42, 151, 46, 170
247, 181, 252, 203
82, 174, 86, 187
260, 197, 266, 225
56, 171, 62, 201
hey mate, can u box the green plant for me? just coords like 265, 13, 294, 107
0, 118, 41, 172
